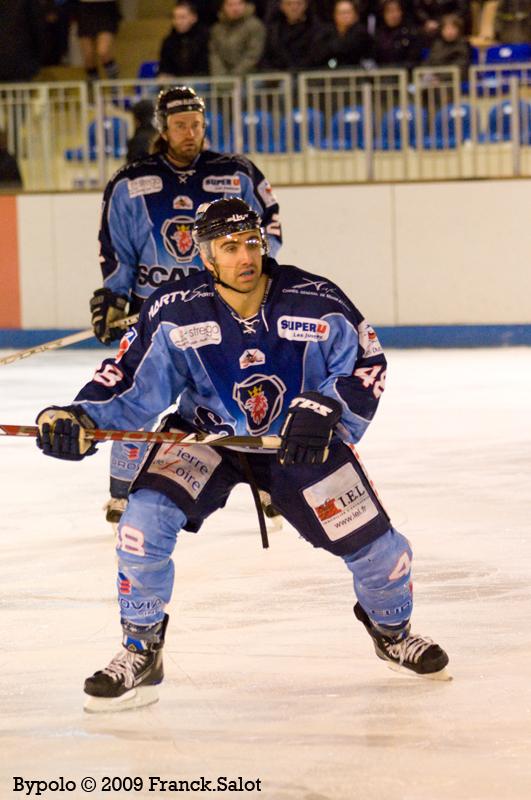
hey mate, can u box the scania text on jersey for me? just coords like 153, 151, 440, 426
138, 263, 203, 288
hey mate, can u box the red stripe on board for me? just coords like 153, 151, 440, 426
0, 196, 21, 327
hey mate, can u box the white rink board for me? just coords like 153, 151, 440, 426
15, 178, 531, 329
393, 179, 531, 325
1, 347, 531, 800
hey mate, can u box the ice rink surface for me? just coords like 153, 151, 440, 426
1, 347, 530, 800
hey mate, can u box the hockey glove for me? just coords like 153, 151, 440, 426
90, 288, 129, 345
36, 406, 98, 461
278, 391, 342, 466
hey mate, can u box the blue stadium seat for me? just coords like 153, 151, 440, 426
205, 111, 234, 153
329, 106, 365, 150
379, 105, 427, 150
486, 44, 531, 64
282, 108, 325, 151
433, 103, 478, 148
242, 110, 280, 153
137, 61, 159, 79
487, 100, 531, 144
64, 117, 129, 162
477, 45, 531, 96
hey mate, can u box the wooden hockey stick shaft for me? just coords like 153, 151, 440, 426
0, 314, 139, 366
0, 424, 281, 450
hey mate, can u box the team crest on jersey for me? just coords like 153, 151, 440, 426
232, 374, 286, 435
239, 349, 266, 369
173, 195, 193, 210
162, 216, 197, 263
115, 329, 137, 363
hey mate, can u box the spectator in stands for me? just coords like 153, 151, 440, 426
0, 0, 46, 82
41, 1, 73, 66
75, 0, 121, 89
209, 0, 266, 76
261, 0, 332, 71
0, 130, 23, 189
324, 0, 373, 69
373, 0, 423, 69
192, 0, 223, 26
425, 13, 470, 79
412, 0, 469, 41
126, 100, 157, 163
158, 1, 209, 78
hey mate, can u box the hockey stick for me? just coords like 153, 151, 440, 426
0, 424, 282, 450
0, 314, 140, 367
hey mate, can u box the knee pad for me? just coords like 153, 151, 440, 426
343, 528, 413, 626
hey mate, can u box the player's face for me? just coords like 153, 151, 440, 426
207, 229, 264, 293
163, 111, 205, 165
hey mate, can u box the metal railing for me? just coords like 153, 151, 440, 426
1, 66, 529, 191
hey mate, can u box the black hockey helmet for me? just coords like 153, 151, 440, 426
192, 199, 265, 250
155, 86, 205, 131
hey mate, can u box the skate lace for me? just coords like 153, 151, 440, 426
102, 650, 147, 689
386, 634, 434, 666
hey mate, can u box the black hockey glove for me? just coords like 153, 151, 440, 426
90, 288, 129, 345
278, 392, 342, 466
36, 405, 98, 461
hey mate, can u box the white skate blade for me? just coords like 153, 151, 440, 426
83, 685, 159, 713
385, 661, 453, 681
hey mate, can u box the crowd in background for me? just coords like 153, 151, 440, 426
0, 0, 529, 187
0, 0, 529, 85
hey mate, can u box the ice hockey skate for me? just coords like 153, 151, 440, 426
103, 497, 127, 535
259, 490, 283, 530
354, 603, 451, 681
84, 615, 169, 713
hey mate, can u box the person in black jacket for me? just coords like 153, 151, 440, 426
325, 0, 373, 68
0, 0, 46, 82
0, 130, 23, 189
425, 13, 470, 80
261, 0, 332, 71
413, 0, 469, 41
158, 1, 209, 78
373, 0, 423, 69
126, 100, 157, 163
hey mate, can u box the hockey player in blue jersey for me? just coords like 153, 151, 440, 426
88, 85, 283, 525
36, 198, 449, 712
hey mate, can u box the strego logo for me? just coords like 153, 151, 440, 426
127, 175, 163, 198
278, 316, 330, 342
202, 175, 241, 193
169, 321, 222, 350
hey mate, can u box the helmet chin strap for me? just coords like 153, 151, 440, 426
209, 258, 262, 295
